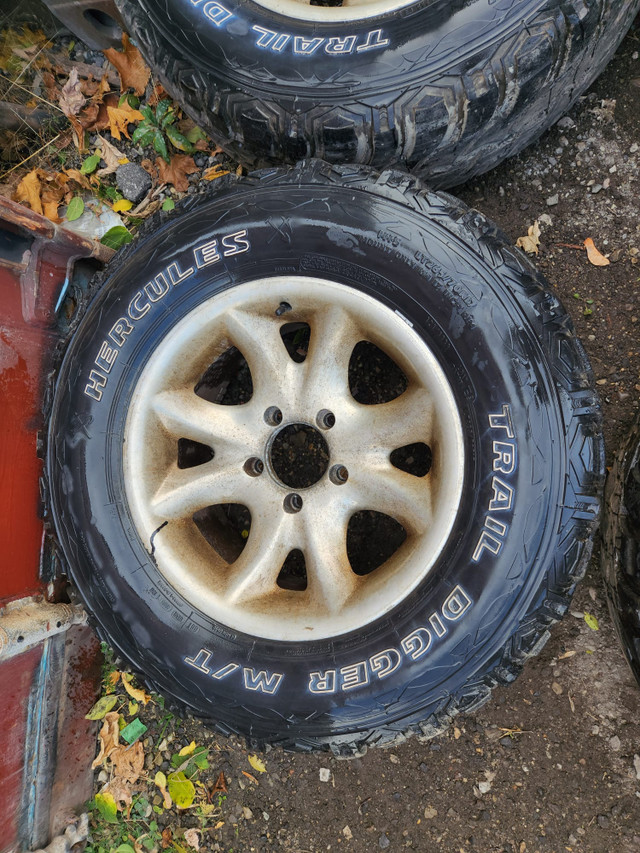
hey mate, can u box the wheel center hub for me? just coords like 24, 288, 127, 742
269, 423, 330, 488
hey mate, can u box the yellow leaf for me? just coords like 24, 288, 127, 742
121, 672, 151, 704
113, 198, 133, 212
203, 164, 230, 181
128, 699, 138, 715
107, 104, 144, 140
155, 771, 167, 788
584, 612, 599, 631
516, 221, 541, 255
14, 169, 43, 215
584, 238, 610, 266
179, 740, 196, 757
248, 754, 267, 773
118, 157, 129, 164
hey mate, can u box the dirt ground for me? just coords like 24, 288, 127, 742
4, 7, 640, 852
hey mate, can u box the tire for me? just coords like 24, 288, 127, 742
602, 412, 640, 688
47, 161, 604, 753
114, 0, 639, 187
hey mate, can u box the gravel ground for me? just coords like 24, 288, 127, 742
5, 6, 639, 852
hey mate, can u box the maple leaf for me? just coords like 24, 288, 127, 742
96, 134, 127, 176
104, 33, 151, 96
157, 154, 198, 192
59, 68, 86, 117
107, 102, 144, 140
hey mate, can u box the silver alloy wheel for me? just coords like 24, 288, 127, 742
124, 276, 464, 641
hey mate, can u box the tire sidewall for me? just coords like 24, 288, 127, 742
50, 180, 564, 736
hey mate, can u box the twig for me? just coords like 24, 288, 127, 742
0, 72, 62, 111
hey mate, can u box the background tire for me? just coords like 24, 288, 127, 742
602, 412, 640, 688
115, 0, 640, 186
47, 162, 604, 753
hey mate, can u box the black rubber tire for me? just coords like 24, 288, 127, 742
602, 412, 640, 688
47, 162, 604, 753
114, 0, 639, 187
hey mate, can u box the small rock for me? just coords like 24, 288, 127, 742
116, 163, 152, 204
424, 806, 438, 819
633, 754, 640, 779
609, 735, 621, 751
597, 815, 609, 829
476, 781, 492, 795
557, 116, 575, 129
243, 807, 254, 820
343, 826, 353, 840
546, 194, 559, 206
499, 736, 514, 749
389, 754, 400, 764
631, 143, 639, 154
379, 833, 390, 849
319, 768, 331, 782
591, 184, 603, 194
551, 682, 563, 695
538, 213, 553, 227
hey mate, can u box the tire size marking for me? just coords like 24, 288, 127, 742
308, 585, 473, 694
472, 405, 518, 562
187, 0, 389, 56
83, 229, 250, 401
185, 648, 284, 695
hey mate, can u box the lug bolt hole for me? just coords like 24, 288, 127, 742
329, 464, 349, 485
283, 493, 303, 513
244, 457, 264, 477
316, 409, 335, 430
264, 406, 283, 426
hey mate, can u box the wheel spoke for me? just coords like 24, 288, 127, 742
348, 464, 433, 535
151, 388, 262, 453
303, 500, 359, 613
151, 462, 248, 521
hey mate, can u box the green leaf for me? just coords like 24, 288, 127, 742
131, 126, 155, 147
85, 694, 118, 720
120, 717, 148, 744
66, 196, 84, 221
114, 846, 136, 853
152, 129, 169, 163
155, 99, 172, 125
193, 746, 209, 770
140, 105, 155, 124
167, 771, 196, 808
81, 153, 101, 175
185, 125, 207, 145
118, 92, 140, 109
584, 612, 599, 631
162, 198, 175, 211
94, 792, 118, 823
100, 226, 133, 250
165, 125, 194, 153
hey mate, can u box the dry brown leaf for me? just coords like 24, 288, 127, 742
516, 220, 541, 255
148, 81, 169, 106
92, 711, 120, 768
110, 740, 144, 784
121, 672, 151, 704
107, 102, 145, 140
104, 33, 151, 96
14, 169, 44, 215
157, 154, 198, 192
96, 134, 126, 176
63, 168, 93, 191
584, 237, 610, 266
140, 158, 158, 182
108, 670, 121, 687
102, 777, 133, 814
161, 828, 173, 849
211, 771, 227, 794
59, 68, 86, 117
184, 829, 200, 850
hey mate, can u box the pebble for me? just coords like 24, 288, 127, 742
557, 116, 575, 129
243, 807, 254, 820
343, 826, 353, 840
116, 163, 152, 204
546, 194, 559, 206
379, 833, 390, 849
591, 184, 603, 194
424, 806, 438, 819
499, 736, 514, 748
609, 735, 621, 751
319, 768, 331, 782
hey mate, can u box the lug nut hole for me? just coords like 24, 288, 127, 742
264, 406, 283, 426
316, 409, 336, 430
329, 464, 349, 485
244, 457, 264, 477
284, 493, 303, 513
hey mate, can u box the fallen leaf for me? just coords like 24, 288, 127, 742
211, 771, 227, 794
203, 164, 230, 181
81, 153, 101, 175
107, 102, 145, 140
155, 770, 173, 809
157, 154, 198, 192
14, 169, 44, 215
168, 771, 196, 808
59, 68, 86, 116
161, 828, 173, 849
121, 672, 151, 704
113, 198, 133, 212
584, 612, 599, 630
584, 238, 610, 266
66, 196, 85, 221
242, 770, 259, 785
96, 134, 126, 176
179, 740, 197, 757
94, 791, 118, 823
184, 829, 200, 850
92, 711, 120, 768
102, 777, 133, 813
558, 650, 576, 660
516, 220, 541, 255
110, 740, 144, 784
104, 33, 151, 95
248, 754, 267, 774
85, 694, 118, 720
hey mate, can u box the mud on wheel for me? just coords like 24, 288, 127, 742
48, 162, 604, 753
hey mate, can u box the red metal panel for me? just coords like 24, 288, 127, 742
0, 647, 42, 852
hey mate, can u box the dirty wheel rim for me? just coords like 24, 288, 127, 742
247, 0, 417, 25
124, 276, 464, 641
